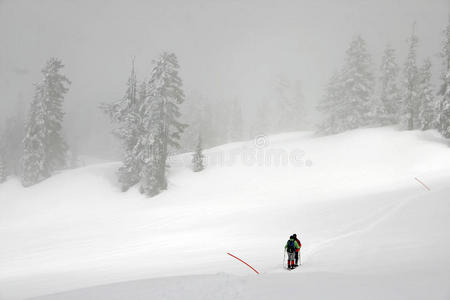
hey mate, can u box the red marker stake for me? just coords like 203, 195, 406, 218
227, 252, 260, 274
414, 177, 430, 191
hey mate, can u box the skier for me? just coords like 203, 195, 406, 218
293, 233, 302, 266
285, 235, 300, 269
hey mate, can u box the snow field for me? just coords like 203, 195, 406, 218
1, 127, 450, 299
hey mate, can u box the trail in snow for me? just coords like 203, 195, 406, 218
307, 193, 412, 257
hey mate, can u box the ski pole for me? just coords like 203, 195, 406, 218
283, 248, 286, 268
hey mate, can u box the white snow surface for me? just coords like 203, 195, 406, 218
1, 127, 450, 299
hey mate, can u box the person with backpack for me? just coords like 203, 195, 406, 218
285, 235, 300, 269
293, 233, 302, 266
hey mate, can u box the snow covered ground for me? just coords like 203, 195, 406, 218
1, 127, 450, 299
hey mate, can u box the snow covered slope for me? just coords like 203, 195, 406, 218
1, 127, 450, 299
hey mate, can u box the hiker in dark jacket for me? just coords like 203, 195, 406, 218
285, 235, 300, 269
293, 233, 302, 266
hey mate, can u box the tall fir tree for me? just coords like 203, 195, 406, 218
378, 45, 401, 125
418, 59, 436, 130
438, 71, 450, 137
22, 58, 70, 186
275, 76, 290, 132
192, 135, 205, 172
253, 97, 270, 136
317, 36, 374, 134
401, 25, 421, 130
438, 19, 450, 138
275, 78, 306, 132
103, 60, 143, 191
317, 71, 345, 134
0, 113, 24, 176
137, 81, 164, 196
341, 35, 375, 128
0, 153, 7, 183
22, 89, 48, 186
140, 52, 187, 196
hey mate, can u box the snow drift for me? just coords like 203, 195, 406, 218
1, 127, 450, 299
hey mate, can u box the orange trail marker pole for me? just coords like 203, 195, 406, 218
414, 177, 430, 191
227, 252, 260, 274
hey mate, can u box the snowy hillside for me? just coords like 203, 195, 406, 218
1, 127, 450, 300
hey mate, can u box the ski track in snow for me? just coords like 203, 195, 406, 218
306, 195, 412, 257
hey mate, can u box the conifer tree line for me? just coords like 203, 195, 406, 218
318, 21, 450, 138
1, 20, 450, 190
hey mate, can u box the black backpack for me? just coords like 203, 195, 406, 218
287, 239, 295, 253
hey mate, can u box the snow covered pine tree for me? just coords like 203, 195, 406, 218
401, 25, 421, 130
0, 154, 7, 183
103, 59, 143, 191
22, 58, 70, 187
139, 52, 187, 196
438, 71, 450, 138
438, 19, 450, 138
275, 77, 306, 132
378, 45, 401, 125
318, 35, 374, 134
317, 72, 344, 134
0, 108, 25, 176
192, 135, 204, 172
418, 59, 437, 130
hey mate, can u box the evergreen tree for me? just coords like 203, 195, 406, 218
0, 113, 24, 176
137, 86, 164, 196
341, 35, 375, 128
102, 60, 142, 191
0, 154, 7, 183
401, 25, 421, 130
317, 36, 374, 134
275, 78, 306, 132
253, 97, 271, 136
102, 53, 186, 197
438, 71, 450, 137
22, 90, 48, 186
140, 52, 187, 195
192, 135, 204, 172
438, 19, 450, 138
317, 71, 345, 134
274, 76, 291, 132
418, 59, 436, 130
140, 157, 160, 197
22, 58, 70, 186
378, 45, 401, 125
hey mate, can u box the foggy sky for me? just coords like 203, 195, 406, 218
0, 0, 448, 156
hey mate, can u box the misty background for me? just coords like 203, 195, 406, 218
0, 0, 448, 159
